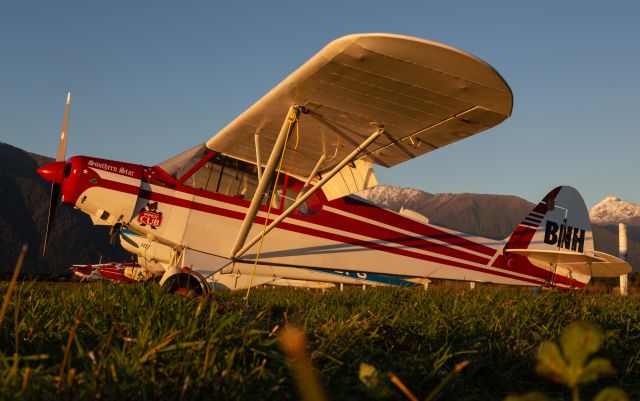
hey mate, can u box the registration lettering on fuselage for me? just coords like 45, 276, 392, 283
543, 221, 585, 252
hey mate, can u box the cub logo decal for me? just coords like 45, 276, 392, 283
137, 201, 163, 229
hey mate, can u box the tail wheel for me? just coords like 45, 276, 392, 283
163, 273, 207, 296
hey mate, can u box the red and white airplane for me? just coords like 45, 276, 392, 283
37, 33, 630, 293
71, 261, 151, 283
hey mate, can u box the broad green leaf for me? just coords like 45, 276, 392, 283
358, 362, 391, 398
593, 387, 629, 401
535, 342, 567, 384
578, 358, 615, 384
244, 328, 267, 337
505, 392, 551, 401
560, 322, 603, 367
358, 362, 378, 386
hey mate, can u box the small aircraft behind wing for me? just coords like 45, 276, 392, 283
37, 33, 631, 293
71, 261, 152, 283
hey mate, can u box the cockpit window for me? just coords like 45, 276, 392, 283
187, 153, 260, 200
157, 144, 210, 180
181, 152, 317, 214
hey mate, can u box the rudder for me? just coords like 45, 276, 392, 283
506, 186, 593, 254
502, 186, 594, 287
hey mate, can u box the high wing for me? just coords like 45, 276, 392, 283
206, 33, 513, 178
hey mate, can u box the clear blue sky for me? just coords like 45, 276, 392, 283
1, 1, 638, 207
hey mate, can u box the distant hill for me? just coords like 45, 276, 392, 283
358, 185, 533, 240
0, 143, 128, 276
359, 185, 640, 270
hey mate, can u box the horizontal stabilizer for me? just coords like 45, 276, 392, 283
507, 249, 631, 278
507, 249, 605, 264
584, 251, 633, 278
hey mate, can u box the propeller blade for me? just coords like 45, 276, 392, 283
42, 92, 72, 257
109, 223, 122, 246
56, 92, 71, 162
43, 182, 61, 257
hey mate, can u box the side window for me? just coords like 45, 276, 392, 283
183, 154, 321, 217
215, 164, 235, 195
189, 155, 259, 200
235, 168, 259, 199
188, 162, 217, 190
271, 181, 296, 211
203, 157, 224, 193
215, 159, 259, 199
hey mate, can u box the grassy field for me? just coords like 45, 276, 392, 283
0, 282, 639, 401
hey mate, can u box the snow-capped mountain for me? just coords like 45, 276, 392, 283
589, 196, 640, 225
357, 184, 534, 240
357, 185, 431, 210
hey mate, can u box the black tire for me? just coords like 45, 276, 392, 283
163, 273, 204, 296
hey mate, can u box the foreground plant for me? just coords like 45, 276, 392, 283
358, 360, 469, 401
507, 321, 628, 401
279, 322, 470, 401
279, 325, 328, 401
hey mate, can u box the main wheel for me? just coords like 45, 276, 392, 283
163, 273, 205, 296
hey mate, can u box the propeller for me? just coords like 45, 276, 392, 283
109, 223, 122, 246
41, 92, 71, 257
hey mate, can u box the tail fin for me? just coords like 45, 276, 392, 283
506, 186, 593, 253
503, 186, 594, 286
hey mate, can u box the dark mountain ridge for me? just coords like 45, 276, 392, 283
0, 142, 127, 275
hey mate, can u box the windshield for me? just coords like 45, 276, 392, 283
157, 144, 210, 179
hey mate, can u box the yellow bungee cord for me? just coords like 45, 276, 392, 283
244, 109, 299, 301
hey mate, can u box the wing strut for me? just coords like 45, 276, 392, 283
233, 128, 383, 259
229, 105, 301, 258
254, 132, 263, 182
296, 154, 326, 200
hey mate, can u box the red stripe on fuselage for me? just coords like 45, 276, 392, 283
331, 197, 498, 257
312, 208, 492, 265
123, 185, 538, 284
271, 219, 546, 285
135, 181, 495, 265
138, 187, 492, 266
136, 177, 496, 259
91, 178, 577, 287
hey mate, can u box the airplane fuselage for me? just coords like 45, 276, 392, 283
47, 153, 585, 289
